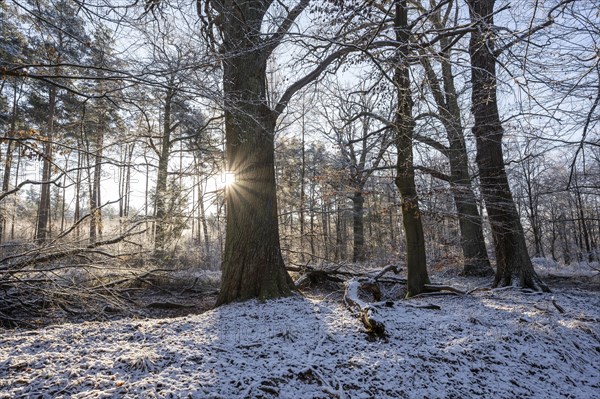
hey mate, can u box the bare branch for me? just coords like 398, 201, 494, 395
263, 0, 311, 58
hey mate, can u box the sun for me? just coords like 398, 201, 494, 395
221, 171, 236, 187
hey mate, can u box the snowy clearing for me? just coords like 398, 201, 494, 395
1, 281, 599, 399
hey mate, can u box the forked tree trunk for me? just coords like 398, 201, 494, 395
394, 0, 430, 297
468, 0, 548, 291
215, 0, 294, 304
420, 28, 492, 276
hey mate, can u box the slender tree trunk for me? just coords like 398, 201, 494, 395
191, 174, 196, 241
0, 144, 11, 243
300, 111, 306, 262
118, 147, 125, 219
388, 190, 396, 244
524, 172, 544, 257
574, 182, 592, 261
89, 129, 103, 244
198, 179, 210, 257
550, 208, 558, 262
144, 153, 150, 240
10, 151, 20, 240
217, 198, 224, 256
154, 88, 174, 254
352, 190, 366, 262
559, 212, 571, 264
335, 199, 342, 261
394, 0, 430, 297
60, 168, 67, 232
125, 144, 134, 217
340, 208, 348, 260
309, 170, 316, 258
322, 198, 330, 257
74, 148, 82, 239
36, 85, 56, 243
467, 0, 547, 291
0, 81, 19, 243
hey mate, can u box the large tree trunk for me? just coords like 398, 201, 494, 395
467, 0, 547, 291
420, 29, 492, 276
442, 72, 492, 276
394, 0, 430, 297
215, 0, 294, 305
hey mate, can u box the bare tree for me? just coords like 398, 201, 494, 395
467, 0, 547, 291
203, 0, 363, 304
412, 0, 492, 276
393, 0, 431, 296
319, 80, 394, 262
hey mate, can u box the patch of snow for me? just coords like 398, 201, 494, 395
533, 257, 599, 276
1, 288, 599, 398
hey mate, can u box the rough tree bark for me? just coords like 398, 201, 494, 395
420, 52, 493, 277
467, 0, 548, 291
212, 0, 296, 304
209, 0, 355, 304
216, 56, 294, 303
394, 0, 430, 297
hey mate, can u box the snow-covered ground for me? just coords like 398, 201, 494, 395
1, 283, 599, 398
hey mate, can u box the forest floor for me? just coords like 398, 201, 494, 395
0, 263, 599, 398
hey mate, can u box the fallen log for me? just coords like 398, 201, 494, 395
344, 278, 386, 337
423, 284, 466, 295
291, 263, 403, 289
147, 302, 196, 310
343, 264, 405, 336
